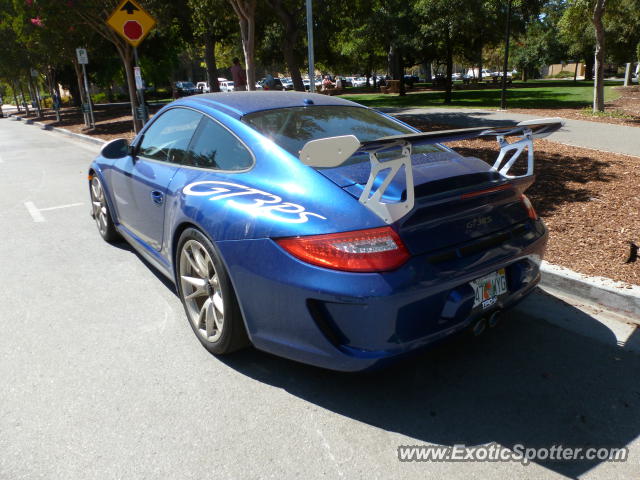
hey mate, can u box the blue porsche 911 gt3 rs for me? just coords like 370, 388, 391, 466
88, 91, 562, 371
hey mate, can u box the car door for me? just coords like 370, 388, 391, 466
111, 107, 202, 251
168, 114, 255, 235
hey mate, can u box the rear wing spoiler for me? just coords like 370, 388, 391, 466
299, 118, 563, 224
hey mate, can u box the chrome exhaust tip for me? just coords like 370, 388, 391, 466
471, 317, 487, 336
488, 310, 501, 328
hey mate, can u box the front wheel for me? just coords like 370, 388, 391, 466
90, 176, 119, 243
176, 228, 249, 354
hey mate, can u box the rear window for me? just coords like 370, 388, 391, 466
242, 106, 443, 157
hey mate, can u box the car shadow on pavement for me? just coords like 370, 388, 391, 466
220, 295, 640, 478
111, 239, 177, 294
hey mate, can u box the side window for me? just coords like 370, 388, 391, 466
138, 108, 201, 164
185, 117, 253, 170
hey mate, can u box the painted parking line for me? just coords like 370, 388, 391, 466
24, 201, 45, 222
39, 202, 84, 212
24, 201, 84, 222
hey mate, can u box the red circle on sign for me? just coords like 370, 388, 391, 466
123, 20, 142, 40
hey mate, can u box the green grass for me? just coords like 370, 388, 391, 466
339, 80, 622, 110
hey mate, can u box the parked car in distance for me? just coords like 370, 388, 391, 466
352, 77, 368, 87
219, 81, 235, 92
336, 76, 353, 87
196, 82, 210, 93
257, 77, 284, 91
174, 81, 198, 96
280, 78, 294, 90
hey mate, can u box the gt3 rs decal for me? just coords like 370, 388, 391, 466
183, 181, 327, 224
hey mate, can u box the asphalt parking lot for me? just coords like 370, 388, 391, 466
1, 118, 639, 479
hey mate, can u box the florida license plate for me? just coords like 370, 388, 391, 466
471, 268, 508, 310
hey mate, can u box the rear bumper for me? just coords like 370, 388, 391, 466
218, 221, 548, 371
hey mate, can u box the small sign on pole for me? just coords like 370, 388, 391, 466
76, 48, 89, 65
134, 66, 144, 90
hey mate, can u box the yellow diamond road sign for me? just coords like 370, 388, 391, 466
107, 0, 156, 48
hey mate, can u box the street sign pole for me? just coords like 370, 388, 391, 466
106, 0, 156, 131
81, 63, 95, 128
306, 0, 315, 93
133, 47, 148, 125
499, 0, 513, 111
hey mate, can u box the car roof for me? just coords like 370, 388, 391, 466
181, 91, 363, 119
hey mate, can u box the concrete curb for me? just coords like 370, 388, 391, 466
540, 261, 640, 321
48, 126, 105, 146
9, 113, 105, 146
33, 121, 52, 131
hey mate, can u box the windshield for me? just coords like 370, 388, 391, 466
243, 106, 442, 157
182, 82, 195, 88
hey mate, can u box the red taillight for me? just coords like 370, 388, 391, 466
460, 184, 511, 200
276, 227, 410, 272
521, 194, 538, 220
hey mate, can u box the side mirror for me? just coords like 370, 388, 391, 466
100, 138, 130, 159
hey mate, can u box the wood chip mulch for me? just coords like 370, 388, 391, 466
400, 116, 640, 286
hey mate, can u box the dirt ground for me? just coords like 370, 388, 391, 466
9, 102, 640, 285
18, 103, 162, 142
400, 115, 640, 286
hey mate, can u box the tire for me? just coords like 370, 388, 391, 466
90, 176, 119, 243
176, 228, 249, 354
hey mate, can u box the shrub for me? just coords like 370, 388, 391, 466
91, 92, 109, 104
547, 70, 575, 79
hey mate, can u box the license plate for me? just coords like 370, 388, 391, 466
471, 268, 508, 309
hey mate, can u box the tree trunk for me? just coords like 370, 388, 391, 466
72, 58, 86, 107
28, 74, 42, 117
623, 62, 632, 86
10, 80, 22, 113
477, 41, 483, 82
230, 0, 257, 90
573, 60, 579, 82
268, 0, 304, 91
280, 18, 303, 91
592, 0, 606, 112
444, 30, 453, 104
423, 61, 432, 82
283, 39, 304, 91
19, 82, 29, 115
204, 32, 220, 92
584, 57, 594, 81
398, 58, 406, 96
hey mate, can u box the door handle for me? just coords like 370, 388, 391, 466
150, 190, 164, 205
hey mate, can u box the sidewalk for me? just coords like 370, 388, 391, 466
383, 107, 640, 157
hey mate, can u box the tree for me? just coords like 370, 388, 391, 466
559, 0, 595, 81
189, 0, 236, 92
228, 0, 256, 90
592, 0, 606, 112
67, 0, 148, 131
511, 1, 565, 81
265, 0, 305, 91
417, 0, 479, 103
